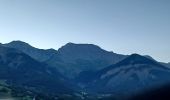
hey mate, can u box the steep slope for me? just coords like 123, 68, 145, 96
0, 45, 73, 95
87, 54, 170, 97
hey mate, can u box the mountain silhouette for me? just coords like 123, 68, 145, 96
4, 41, 126, 78
1, 41, 170, 100
4, 41, 57, 62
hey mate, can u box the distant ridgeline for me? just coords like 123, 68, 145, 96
0, 41, 170, 100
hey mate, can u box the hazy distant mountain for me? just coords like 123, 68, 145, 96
87, 54, 170, 98
3, 41, 126, 78
0, 45, 73, 95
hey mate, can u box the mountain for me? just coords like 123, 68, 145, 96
58, 42, 125, 65
86, 54, 170, 99
3, 41, 126, 78
1, 41, 170, 99
45, 43, 126, 78
0, 45, 73, 96
3, 41, 57, 62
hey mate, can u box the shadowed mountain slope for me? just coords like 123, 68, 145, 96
0, 45, 73, 95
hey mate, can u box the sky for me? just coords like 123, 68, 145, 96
0, 0, 170, 62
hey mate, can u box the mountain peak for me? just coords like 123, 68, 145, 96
5, 40, 33, 48
65, 42, 76, 45
116, 53, 158, 66
3, 41, 57, 62
58, 43, 110, 57
62, 42, 102, 50
130, 53, 142, 57
9, 40, 29, 45
128, 53, 150, 61
58, 42, 116, 58
57, 42, 126, 72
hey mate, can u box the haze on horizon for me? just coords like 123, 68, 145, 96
0, 0, 170, 62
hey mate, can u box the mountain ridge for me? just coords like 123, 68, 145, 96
0, 40, 170, 99
3, 41, 127, 78
3, 40, 58, 62
0, 45, 74, 95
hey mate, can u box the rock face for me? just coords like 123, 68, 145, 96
87, 54, 170, 96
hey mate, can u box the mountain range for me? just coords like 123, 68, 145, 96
0, 45, 74, 95
0, 40, 170, 100
3, 41, 126, 78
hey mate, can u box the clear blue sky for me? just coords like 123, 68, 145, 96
0, 0, 170, 62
